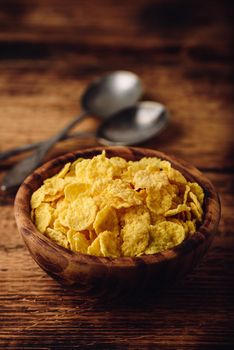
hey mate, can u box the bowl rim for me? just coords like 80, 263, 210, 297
14, 146, 221, 267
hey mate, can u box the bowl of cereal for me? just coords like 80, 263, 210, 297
14, 147, 220, 297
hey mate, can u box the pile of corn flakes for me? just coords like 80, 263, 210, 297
31, 151, 204, 257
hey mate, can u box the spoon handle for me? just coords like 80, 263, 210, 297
1, 112, 87, 192
0, 141, 42, 161
0, 130, 93, 161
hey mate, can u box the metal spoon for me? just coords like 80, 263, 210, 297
1, 71, 143, 192
97, 101, 169, 145
73, 101, 169, 145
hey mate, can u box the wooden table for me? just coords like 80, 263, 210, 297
0, 0, 233, 348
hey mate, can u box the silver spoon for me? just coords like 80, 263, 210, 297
97, 101, 169, 146
1, 71, 143, 192
71, 101, 169, 145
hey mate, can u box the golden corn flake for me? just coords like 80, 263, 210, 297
64, 183, 91, 202
57, 162, 71, 179
189, 191, 203, 213
91, 178, 110, 197
145, 222, 185, 254
98, 179, 142, 209
121, 221, 150, 257
46, 228, 69, 248
183, 184, 190, 204
165, 204, 191, 217
31, 151, 204, 257
87, 236, 102, 256
66, 196, 97, 231
44, 177, 65, 192
75, 152, 115, 183
168, 168, 187, 184
93, 206, 119, 235
57, 208, 69, 228
190, 202, 203, 222
67, 230, 90, 254
99, 230, 121, 257
146, 188, 172, 215
109, 156, 128, 171
53, 218, 68, 235
35, 203, 53, 233
133, 170, 169, 190
121, 205, 151, 227
31, 187, 45, 209
188, 182, 204, 204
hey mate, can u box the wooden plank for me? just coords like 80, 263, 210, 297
1, 249, 234, 349
0, 0, 232, 50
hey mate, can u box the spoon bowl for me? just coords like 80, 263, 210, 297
97, 101, 169, 145
81, 71, 143, 118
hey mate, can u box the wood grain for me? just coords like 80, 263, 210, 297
0, 0, 233, 348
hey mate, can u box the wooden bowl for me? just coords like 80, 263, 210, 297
14, 147, 221, 298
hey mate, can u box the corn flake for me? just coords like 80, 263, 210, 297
67, 196, 97, 231
93, 206, 119, 235
64, 183, 91, 202
133, 170, 169, 190
188, 182, 204, 204
165, 204, 190, 217
46, 228, 69, 248
99, 230, 121, 257
121, 220, 150, 257
145, 222, 185, 254
88, 236, 103, 256
53, 218, 68, 235
146, 187, 172, 215
98, 179, 142, 209
57, 162, 71, 179
35, 203, 53, 233
31, 187, 45, 209
67, 230, 89, 253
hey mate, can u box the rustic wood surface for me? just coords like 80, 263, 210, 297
0, 0, 233, 349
